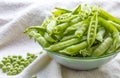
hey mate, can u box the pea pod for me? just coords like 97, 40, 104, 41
45, 38, 81, 51
64, 21, 83, 35
44, 33, 56, 43
61, 34, 75, 41
98, 17, 119, 49
52, 7, 71, 16
70, 17, 81, 25
24, 26, 46, 36
72, 5, 81, 14
59, 41, 87, 56
54, 23, 69, 34
92, 37, 113, 57
57, 13, 77, 22
27, 31, 50, 47
46, 20, 57, 35
108, 20, 120, 31
96, 27, 105, 42
87, 13, 98, 47
99, 9, 120, 24
75, 23, 88, 38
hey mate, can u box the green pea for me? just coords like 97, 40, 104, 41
28, 58, 34, 63
0, 63, 4, 68
12, 58, 17, 62
17, 67, 22, 73
20, 59, 25, 61
3, 57, 7, 60
12, 56, 17, 58
12, 70, 17, 75
19, 65, 25, 69
7, 71, 12, 76
20, 62, 25, 66
27, 56, 31, 60
2, 59, 7, 64
2, 66, 7, 72
27, 53, 31, 56
6, 63, 11, 66
16, 60, 21, 64
18, 56, 22, 59
14, 64, 19, 67
12, 62, 18, 66
6, 66, 11, 71
32, 75, 37, 78
6, 59, 11, 63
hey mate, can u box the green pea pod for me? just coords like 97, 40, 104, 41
70, 17, 81, 25
44, 33, 56, 43
46, 20, 57, 35
52, 7, 71, 16
45, 38, 81, 52
87, 13, 98, 47
27, 31, 50, 47
41, 17, 51, 29
54, 23, 69, 34
72, 5, 81, 14
64, 21, 83, 35
108, 20, 120, 31
96, 27, 105, 42
92, 37, 113, 57
99, 9, 120, 24
57, 13, 77, 22
24, 26, 46, 36
61, 34, 75, 41
59, 41, 87, 56
98, 17, 119, 49
75, 23, 88, 38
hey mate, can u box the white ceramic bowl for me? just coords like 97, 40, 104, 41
47, 51, 118, 70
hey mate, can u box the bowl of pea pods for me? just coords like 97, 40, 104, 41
24, 4, 120, 70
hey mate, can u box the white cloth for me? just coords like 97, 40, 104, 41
0, 0, 120, 78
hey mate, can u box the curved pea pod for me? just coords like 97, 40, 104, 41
52, 7, 71, 16
45, 38, 81, 52
99, 9, 120, 24
96, 27, 105, 42
108, 20, 120, 31
98, 17, 119, 49
92, 37, 113, 57
54, 23, 69, 34
27, 31, 50, 47
46, 20, 57, 35
70, 17, 81, 25
75, 23, 88, 38
59, 41, 87, 56
64, 21, 83, 35
24, 26, 46, 36
87, 13, 98, 47
44, 33, 56, 43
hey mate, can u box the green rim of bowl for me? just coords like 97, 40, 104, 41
46, 50, 119, 60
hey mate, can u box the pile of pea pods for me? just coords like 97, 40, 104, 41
25, 4, 120, 57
